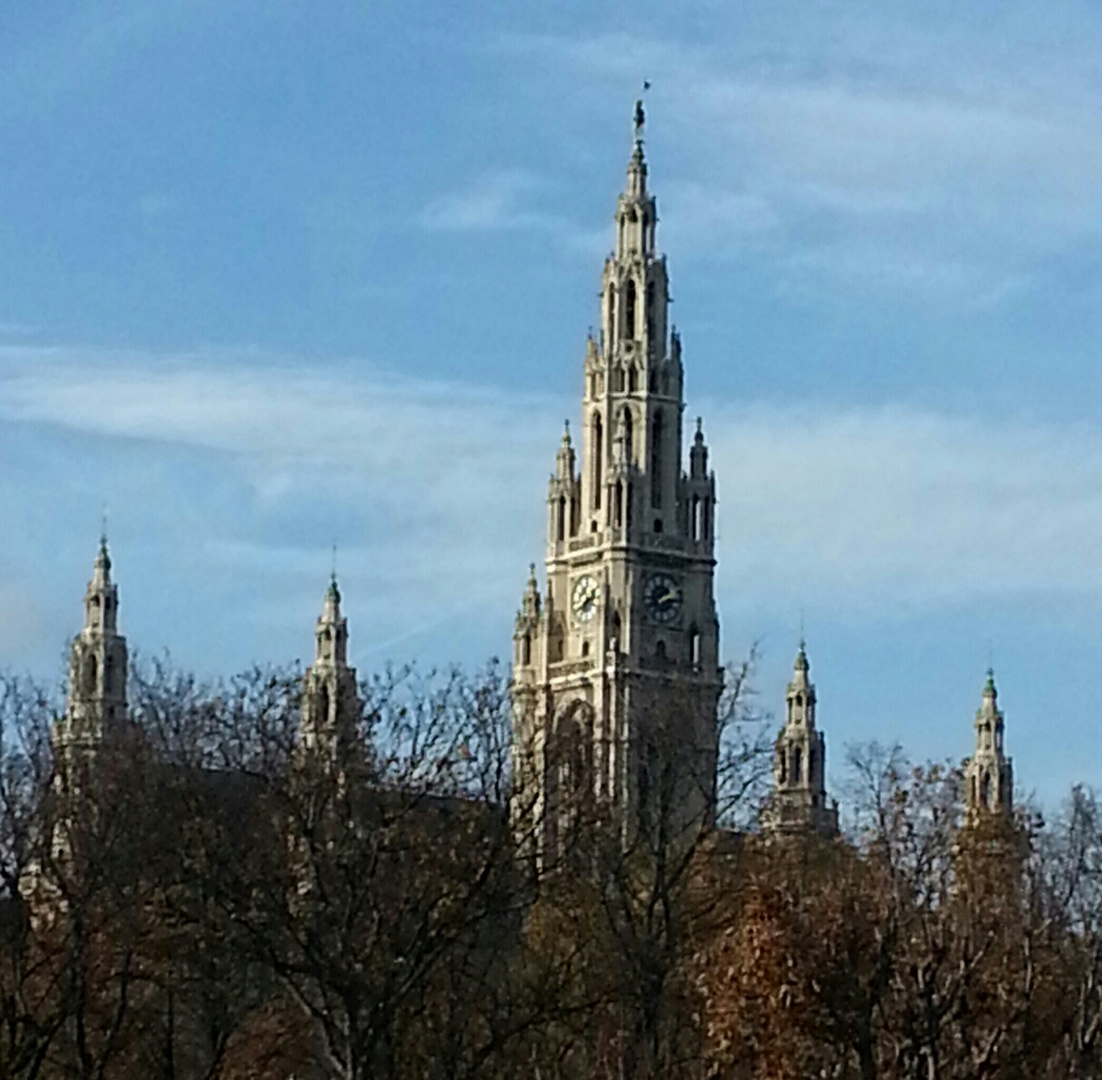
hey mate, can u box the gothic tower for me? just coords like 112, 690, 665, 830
512, 102, 723, 861
764, 641, 838, 837
53, 534, 129, 775
300, 574, 361, 769
964, 669, 1013, 818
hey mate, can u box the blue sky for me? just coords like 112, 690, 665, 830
4, 0, 1102, 810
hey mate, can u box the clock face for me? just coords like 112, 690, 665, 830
571, 575, 599, 623
643, 573, 682, 624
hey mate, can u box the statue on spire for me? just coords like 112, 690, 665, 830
634, 97, 645, 143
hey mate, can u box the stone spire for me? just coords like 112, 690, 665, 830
300, 573, 360, 766
510, 101, 724, 867
54, 533, 129, 766
964, 669, 1013, 818
764, 640, 839, 837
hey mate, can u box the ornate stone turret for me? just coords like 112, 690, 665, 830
53, 534, 129, 773
964, 669, 1013, 818
764, 641, 839, 837
511, 100, 723, 866
300, 574, 360, 768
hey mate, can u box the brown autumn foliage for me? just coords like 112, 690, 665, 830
0, 664, 1100, 1080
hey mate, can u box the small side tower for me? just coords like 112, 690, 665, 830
300, 574, 361, 769
964, 669, 1013, 819
764, 641, 838, 837
53, 534, 129, 776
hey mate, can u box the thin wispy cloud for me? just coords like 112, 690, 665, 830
498, 20, 1102, 305
419, 170, 553, 232
5, 346, 1102, 626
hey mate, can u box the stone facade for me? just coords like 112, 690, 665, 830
510, 103, 723, 863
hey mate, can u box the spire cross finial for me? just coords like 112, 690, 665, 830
331, 542, 338, 585
100, 506, 109, 549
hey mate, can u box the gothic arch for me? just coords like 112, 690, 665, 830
592, 411, 603, 509
82, 652, 97, 696
620, 406, 634, 464
546, 701, 595, 823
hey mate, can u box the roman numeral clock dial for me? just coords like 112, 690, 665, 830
643, 573, 683, 624
571, 575, 599, 623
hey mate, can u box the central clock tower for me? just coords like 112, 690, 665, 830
512, 103, 722, 862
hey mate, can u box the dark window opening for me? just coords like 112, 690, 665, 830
625, 279, 636, 339
593, 412, 603, 509
651, 411, 663, 508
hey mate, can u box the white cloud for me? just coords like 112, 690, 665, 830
419, 170, 551, 232
497, 23, 1102, 304
5, 347, 1102, 630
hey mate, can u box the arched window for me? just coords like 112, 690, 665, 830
691, 495, 700, 541
592, 412, 603, 509
522, 633, 531, 665
621, 407, 633, 464
655, 640, 666, 660
689, 627, 701, 667
83, 653, 97, 696
981, 771, 991, 807
628, 365, 637, 392
611, 611, 622, 651
613, 366, 624, 393
793, 747, 802, 784
702, 498, 710, 539
614, 481, 624, 528
779, 750, 787, 785
557, 495, 566, 542
581, 640, 590, 657
808, 747, 816, 781
970, 774, 977, 805
646, 281, 655, 340
317, 683, 330, 726
626, 482, 633, 527
650, 411, 663, 508
625, 279, 636, 340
